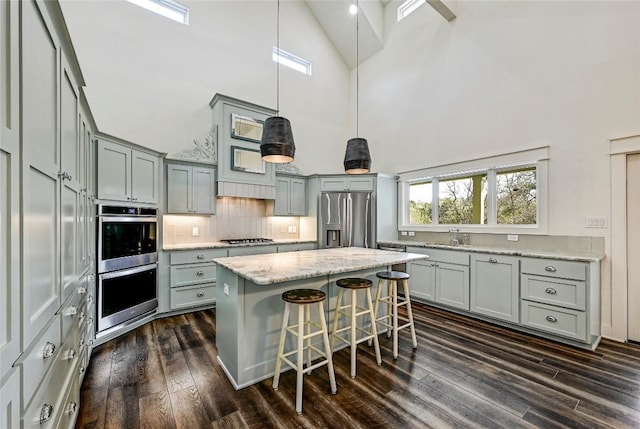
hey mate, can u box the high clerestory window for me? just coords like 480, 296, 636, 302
399, 147, 548, 233
126, 0, 189, 25
397, 0, 424, 21
272, 47, 312, 76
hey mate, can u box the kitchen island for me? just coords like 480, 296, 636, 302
213, 247, 429, 389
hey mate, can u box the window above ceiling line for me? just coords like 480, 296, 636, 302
397, 0, 425, 22
126, 0, 189, 25
272, 47, 313, 76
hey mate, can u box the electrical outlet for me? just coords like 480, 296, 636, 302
408, 231, 416, 237
224, 284, 230, 296
507, 234, 519, 242
192, 226, 199, 236
585, 216, 607, 228
401, 231, 408, 236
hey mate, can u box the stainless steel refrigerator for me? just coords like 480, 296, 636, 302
320, 192, 373, 248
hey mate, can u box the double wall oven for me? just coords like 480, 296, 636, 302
97, 205, 158, 334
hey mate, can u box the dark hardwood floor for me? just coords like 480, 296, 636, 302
75, 302, 640, 428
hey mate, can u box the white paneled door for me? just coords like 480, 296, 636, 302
626, 154, 640, 342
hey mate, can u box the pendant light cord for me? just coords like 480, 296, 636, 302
356, 0, 359, 138
277, 0, 280, 116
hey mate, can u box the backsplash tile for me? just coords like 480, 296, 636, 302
163, 197, 300, 245
398, 231, 604, 254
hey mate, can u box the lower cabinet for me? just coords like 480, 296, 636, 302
168, 248, 227, 311
0, 370, 20, 429
277, 242, 317, 253
407, 247, 470, 311
470, 253, 520, 323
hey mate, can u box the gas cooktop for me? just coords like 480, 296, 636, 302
220, 238, 274, 245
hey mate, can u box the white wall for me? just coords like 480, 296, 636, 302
360, 0, 639, 237
60, 0, 352, 175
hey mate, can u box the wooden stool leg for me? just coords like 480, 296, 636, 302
330, 288, 344, 352
368, 278, 384, 347
305, 304, 312, 372
350, 289, 357, 378
273, 302, 290, 390
318, 301, 337, 394
296, 304, 305, 414
402, 279, 418, 348
392, 280, 399, 359
366, 287, 382, 366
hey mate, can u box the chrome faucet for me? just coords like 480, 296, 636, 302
449, 228, 460, 246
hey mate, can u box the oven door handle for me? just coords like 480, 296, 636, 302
98, 262, 158, 280
98, 215, 158, 223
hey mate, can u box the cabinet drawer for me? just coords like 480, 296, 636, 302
169, 248, 228, 265
277, 243, 317, 253
520, 301, 587, 342
59, 290, 83, 342
170, 263, 217, 287
521, 258, 586, 281
22, 315, 61, 407
57, 373, 80, 429
228, 245, 277, 257
521, 275, 586, 310
22, 335, 78, 428
406, 247, 469, 266
170, 284, 216, 310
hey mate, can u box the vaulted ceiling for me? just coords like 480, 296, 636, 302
304, 0, 455, 69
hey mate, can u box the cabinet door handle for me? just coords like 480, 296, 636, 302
197, 291, 205, 297
64, 305, 78, 316
66, 348, 77, 360
545, 287, 557, 295
488, 258, 498, 263
546, 315, 558, 323
78, 286, 87, 294
43, 342, 56, 359
197, 254, 205, 260
545, 265, 557, 272
66, 401, 78, 415
196, 271, 204, 276
40, 404, 54, 423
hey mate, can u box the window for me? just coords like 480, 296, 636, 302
399, 147, 548, 232
126, 0, 189, 25
272, 47, 312, 76
397, 0, 424, 22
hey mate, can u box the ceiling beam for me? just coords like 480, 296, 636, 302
426, 0, 456, 22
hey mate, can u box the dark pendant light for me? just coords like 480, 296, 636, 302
344, 0, 371, 174
261, 0, 295, 163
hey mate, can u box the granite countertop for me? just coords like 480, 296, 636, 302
213, 247, 429, 285
377, 240, 604, 262
163, 239, 317, 251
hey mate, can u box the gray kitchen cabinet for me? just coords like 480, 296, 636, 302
406, 247, 470, 310
0, 0, 20, 384
470, 253, 520, 323
210, 94, 277, 199
320, 175, 374, 192
277, 242, 317, 253
0, 371, 20, 429
12, 2, 93, 428
166, 162, 217, 214
228, 245, 278, 257
274, 174, 306, 216
97, 138, 159, 204
520, 258, 596, 343
168, 248, 227, 311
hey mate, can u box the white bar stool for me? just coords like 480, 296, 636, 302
273, 288, 337, 414
372, 271, 417, 359
330, 277, 382, 378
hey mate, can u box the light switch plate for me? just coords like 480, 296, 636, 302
224, 284, 230, 296
585, 216, 607, 228
408, 231, 415, 236
401, 231, 408, 236
192, 227, 199, 236
507, 234, 519, 241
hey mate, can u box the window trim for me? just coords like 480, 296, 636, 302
398, 147, 549, 234
272, 47, 312, 76
397, 0, 425, 22
126, 0, 189, 25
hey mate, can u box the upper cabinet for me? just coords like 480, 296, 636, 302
210, 94, 277, 199
320, 175, 374, 192
166, 162, 216, 214
97, 137, 160, 204
274, 174, 306, 216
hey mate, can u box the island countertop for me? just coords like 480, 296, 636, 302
213, 247, 429, 285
